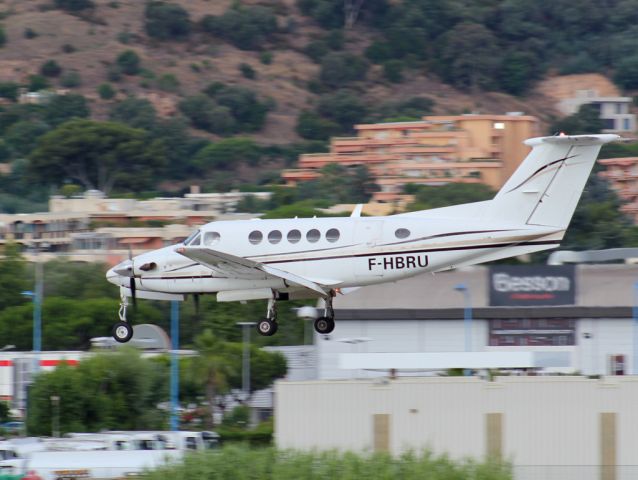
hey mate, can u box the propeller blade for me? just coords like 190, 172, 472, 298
130, 277, 137, 307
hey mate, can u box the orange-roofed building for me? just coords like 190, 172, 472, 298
283, 113, 540, 203
598, 157, 638, 223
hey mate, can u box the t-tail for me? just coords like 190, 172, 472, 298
481, 134, 620, 229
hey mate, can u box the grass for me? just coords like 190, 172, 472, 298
142, 445, 512, 480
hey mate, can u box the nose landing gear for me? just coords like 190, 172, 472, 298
112, 293, 134, 343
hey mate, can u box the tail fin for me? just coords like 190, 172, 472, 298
482, 134, 619, 228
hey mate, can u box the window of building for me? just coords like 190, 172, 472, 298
603, 118, 615, 130
268, 230, 282, 244
307, 229, 321, 243
395, 228, 410, 239
203, 231, 221, 246
493, 122, 505, 130
248, 230, 263, 245
624, 118, 631, 131
326, 228, 340, 242
287, 229, 301, 244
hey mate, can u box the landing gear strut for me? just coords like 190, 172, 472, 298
314, 293, 335, 335
112, 292, 134, 343
257, 298, 278, 336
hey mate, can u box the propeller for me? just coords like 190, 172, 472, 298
128, 246, 137, 307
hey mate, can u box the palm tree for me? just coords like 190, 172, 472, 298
192, 329, 236, 429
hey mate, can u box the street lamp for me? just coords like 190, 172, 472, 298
0, 345, 15, 351
170, 301, 180, 431
236, 322, 256, 400
633, 282, 638, 375
454, 283, 473, 376
50, 395, 60, 437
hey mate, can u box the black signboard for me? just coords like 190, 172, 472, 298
488, 265, 576, 306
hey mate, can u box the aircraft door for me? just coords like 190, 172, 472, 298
354, 220, 384, 279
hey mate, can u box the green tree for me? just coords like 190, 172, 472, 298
206, 84, 270, 132
4, 121, 50, 157
28, 75, 49, 92
54, 0, 94, 11
28, 119, 166, 194
0, 401, 9, 423
0, 82, 19, 101
144, 1, 191, 40
319, 52, 369, 88
200, 6, 277, 51
44, 94, 90, 126
405, 183, 495, 212
317, 89, 368, 132
0, 243, 27, 310
27, 350, 167, 435
40, 60, 62, 78
191, 330, 237, 429
195, 137, 261, 170
179, 95, 236, 134
549, 104, 604, 135
116, 50, 141, 75
437, 22, 500, 91
97, 83, 116, 100
614, 54, 638, 89
296, 110, 340, 141
109, 97, 157, 130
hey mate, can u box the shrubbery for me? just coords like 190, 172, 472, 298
319, 52, 369, 88
200, 6, 277, 50
116, 50, 141, 75
144, 1, 191, 40
54, 0, 94, 12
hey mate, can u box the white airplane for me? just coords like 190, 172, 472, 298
106, 133, 619, 342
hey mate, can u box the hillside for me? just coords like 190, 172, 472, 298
0, 0, 565, 144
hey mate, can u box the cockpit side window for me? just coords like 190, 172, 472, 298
187, 232, 201, 246
184, 230, 200, 245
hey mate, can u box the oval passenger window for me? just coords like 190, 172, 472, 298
248, 230, 263, 245
306, 229, 321, 243
287, 229, 302, 244
326, 228, 340, 243
268, 230, 282, 244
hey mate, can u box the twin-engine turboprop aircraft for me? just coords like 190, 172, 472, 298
107, 134, 619, 342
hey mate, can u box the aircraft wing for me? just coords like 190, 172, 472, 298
177, 246, 328, 296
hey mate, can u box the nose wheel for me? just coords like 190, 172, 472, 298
112, 293, 134, 343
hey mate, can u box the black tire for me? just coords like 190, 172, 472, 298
257, 318, 278, 336
314, 316, 335, 334
112, 321, 134, 343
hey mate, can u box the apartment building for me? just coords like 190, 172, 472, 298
598, 157, 638, 223
283, 113, 539, 203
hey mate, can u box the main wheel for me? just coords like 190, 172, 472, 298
112, 321, 134, 343
314, 316, 335, 334
257, 318, 278, 336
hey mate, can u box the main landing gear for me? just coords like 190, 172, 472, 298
256, 291, 336, 337
112, 293, 134, 343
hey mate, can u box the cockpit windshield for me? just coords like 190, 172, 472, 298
183, 230, 201, 246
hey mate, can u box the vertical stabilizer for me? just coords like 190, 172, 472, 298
482, 134, 619, 228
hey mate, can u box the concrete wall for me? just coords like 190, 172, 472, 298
276, 376, 638, 480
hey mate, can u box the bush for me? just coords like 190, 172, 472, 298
116, 50, 141, 75
28, 75, 49, 92
144, 1, 191, 40
24, 28, 38, 39
200, 6, 277, 50
317, 89, 368, 132
383, 59, 403, 83
194, 137, 261, 170
0, 27, 6, 48
239, 63, 256, 79
54, 0, 94, 11
109, 97, 157, 130
179, 95, 236, 134
204, 83, 270, 132
319, 52, 369, 88
44, 94, 90, 126
60, 71, 81, 87
97, 83, 116, 100
0, 82, 19, 101
259, 51, 273, 65
61, 43, 76, 54
40, 60, 62, 78
157, 73, 180, 92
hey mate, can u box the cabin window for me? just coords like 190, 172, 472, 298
203, 231, 221, 246
395, 228, 410, 239
268, 230, 282, 244
307, 229, 321, 243
326, 228, 340, 242
287, 229, 301, 244
248, 230, 263, 245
